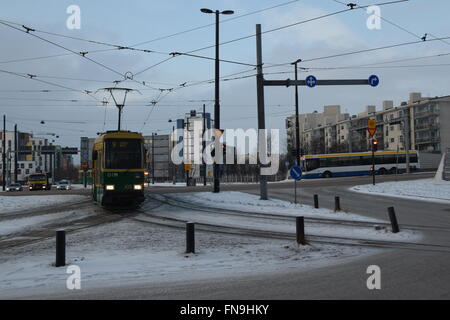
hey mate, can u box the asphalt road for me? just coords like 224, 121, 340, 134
32, 172, 450, 299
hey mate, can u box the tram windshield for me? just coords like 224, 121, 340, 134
105, 139, 143, 169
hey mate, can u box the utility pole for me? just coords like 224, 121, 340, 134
212, 10, 221, 194
2, 115, 6, 190
152, 132, 155, 184
14, 124, 18, 183
291, 59, 302, 166
403, 112, 411, 173
256, 24, 268, 200
202, 104, 207, 186
348, 119, 353, 153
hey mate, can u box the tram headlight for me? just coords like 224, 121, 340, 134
106, 185, 115, 191
134, 184, 142, 190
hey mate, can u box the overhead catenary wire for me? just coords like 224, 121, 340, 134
0, 20, 126, 78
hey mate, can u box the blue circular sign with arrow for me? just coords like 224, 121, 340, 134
368, 75, 379, 87
290, 166, 303, 180
305, 75, 317, 88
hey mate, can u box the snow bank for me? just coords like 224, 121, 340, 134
434, 154, 445, 180
351, 178, 450, 203
169, 191, 381, 222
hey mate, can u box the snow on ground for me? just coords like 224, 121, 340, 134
149, 196, 419, 242
169, 191, 382, 222
0, 219, 379, 298
0, 195, 88, 214
147, 182, 188, 187
350, 178, 450, 203
0, 209, 93, 237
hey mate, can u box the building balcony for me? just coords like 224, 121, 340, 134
414, 110, 439, 118
415, 137, 440, 144
414, 123, 440, 131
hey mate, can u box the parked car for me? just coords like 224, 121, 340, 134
56, 180, 71, 190
6, 183, 23, 192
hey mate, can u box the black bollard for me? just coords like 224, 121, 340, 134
186, 222, 195, 253
388, 207, 400, 233
296, 216, 306, 245
334, 196, 341, 212
314, 194, 319, 209
55, 230, 66, 267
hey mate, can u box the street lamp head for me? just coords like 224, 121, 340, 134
168, 119, 173, 123
200, 8, 214, 14
291, 58, 302, 65
221, 10, 234, 15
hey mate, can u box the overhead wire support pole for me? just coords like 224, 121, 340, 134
2, 115, 6, 191
256, 24, 268, 200
213, 10, 220, 193
292, 59, 302, 166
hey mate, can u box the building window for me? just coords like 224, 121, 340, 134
29, 163, 33, 168
21, 163, 25, 169
25, 169, 29, 174
390, 126, 394, 131
391, 138, 395, 143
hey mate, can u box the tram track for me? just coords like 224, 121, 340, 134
0, 201, 134, 250
146, 193, 450, 233
136, 194, 450, 254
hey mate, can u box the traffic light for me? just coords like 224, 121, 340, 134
372, 139, 379, 152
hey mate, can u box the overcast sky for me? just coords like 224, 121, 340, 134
1, 0, 449, 158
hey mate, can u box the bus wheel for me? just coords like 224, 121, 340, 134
378, 168, 387, 175
323, 171, 332, 178
389, 167, 397, 174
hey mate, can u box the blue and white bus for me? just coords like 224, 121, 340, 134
300, 151, 419, 179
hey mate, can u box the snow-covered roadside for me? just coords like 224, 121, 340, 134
0, 219, 378, 298
350, 178, 450, 204
0, 195, 88, 214
169, 191, 382, 222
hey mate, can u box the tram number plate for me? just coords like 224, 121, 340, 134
107, 173, 119, 177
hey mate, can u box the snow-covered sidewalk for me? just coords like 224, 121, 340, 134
350, 178, 450, 203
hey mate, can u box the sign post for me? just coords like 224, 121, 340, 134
290, 166, 303, 204
255, 23, 380, 200
367, 120, 377, 185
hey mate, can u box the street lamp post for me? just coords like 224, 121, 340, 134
168, 119, 176, 185
201, 8, 234, 193
291, 59, 302, 166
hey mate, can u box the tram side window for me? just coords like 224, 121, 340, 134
105, 139, 143, 169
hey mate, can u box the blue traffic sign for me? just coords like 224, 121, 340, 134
305, 75, 317, 88
290, 166, 303, 180
368, 75, 379, 87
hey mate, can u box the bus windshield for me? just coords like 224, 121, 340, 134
28, 174, 46, 181
104, 139, 143, 169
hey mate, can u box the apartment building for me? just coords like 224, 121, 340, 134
286, 105, 349, 156
286, 92, 450, 169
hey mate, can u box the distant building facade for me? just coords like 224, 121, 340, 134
286, 92, 450, 169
